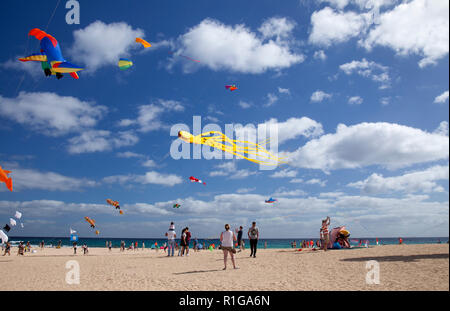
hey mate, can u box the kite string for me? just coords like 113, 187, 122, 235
15, 0, 61, 96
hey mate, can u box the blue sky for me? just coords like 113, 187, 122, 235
0, 0, 448, 239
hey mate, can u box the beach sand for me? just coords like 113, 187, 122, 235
0, 244, 448, 291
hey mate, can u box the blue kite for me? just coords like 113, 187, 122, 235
265, 197, 277, 203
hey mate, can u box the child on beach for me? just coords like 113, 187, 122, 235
17, 242, 25, 256
82, 244, 88, 255
320, 216, 331, 252
73, 241, 77, 254
2, 242, 11, 256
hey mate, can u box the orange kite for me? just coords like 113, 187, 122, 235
0, 165, 13, 192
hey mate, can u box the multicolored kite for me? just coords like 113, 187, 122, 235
173, 204, 181, 208
118, 58, 133, 70
19, 28, 83, 79
225, 84, 237, 91
265, 197, 277, 203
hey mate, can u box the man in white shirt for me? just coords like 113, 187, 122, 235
165, 222, 176, 257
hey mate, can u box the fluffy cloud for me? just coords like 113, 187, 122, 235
309, 7, 368, 47
238, 100, 252, 109
174, 18, 304, 73
209, 161, 258, 179
339, 58, 390, 89
5, 168, 97, 192
1, 57, 43, 78
313, 50, 327, 60
348, 165, 449, 194
310, 90, 332, 102
67, 130, 138, 154
70, 21, 144, 72
348, 96, 363, 105
362, 0, 449, 68
265, 93, 278, 107
270, 169, 298, 178
286, 122, 449, 171
278, 87, 290, 95
312, 1, 448, 68
103, 170, 183, 187
234, 117, 324, 145
0, 92, 106, 136
119, 99, 184, 132
434, 91, 449, 104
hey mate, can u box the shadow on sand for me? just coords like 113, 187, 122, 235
173, 269, 223, 275
341, 253, 449, 263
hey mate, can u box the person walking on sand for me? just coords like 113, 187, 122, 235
248, 222, 259, 258
236, 226, 244, 252
220, 224, 238, 270
320, 216, 330, 252
185, 227, 191, 256
3, 242, 11, 256
73, 241, 77, 255
165, 222, 176, 257
179, 228, 187, 256
108, 241, 112, 251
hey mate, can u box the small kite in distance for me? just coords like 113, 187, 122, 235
225, 84, 237, 91
265, 197, 277, 203
173, 204, 181, 208
189, 176, 206, 185
0, 165, 13, 192
136, 37, 151, 48
118, 58, 133, 70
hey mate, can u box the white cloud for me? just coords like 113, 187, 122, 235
238, 100, 252, 109
278, 87, 290, 95
305, 178, 327, 187
209, 161, 257, 179
290, 178, 304, 183
103, 170, 183, 187
174, 18, 304, 74
119, 99, 184, 133
434, 121, 449, 137
286, 122, 449, 171
116, 151, 144, 159
348, 165, 449, 194
434, 91, 449, 104
339, 58, 390, 89
380, 97, 390, 106
258, 17, 296, 40
270, 169, 298, 178
6, 168, 97, 192
142, 159, 157, 168
67, 130, 138, 154
236, 187, 256, 194
1, 57, 43, 78
70, 21, 144, 72
234, 117, 324, 145
348, 96, 363, 105
273, 188, 308, 197
313, 50, 327, 60
0, 92, 106, 136
265, 93, 279, 107
310, 90, 332, 102
309, 7, 368, 47
362, 0, 449, 68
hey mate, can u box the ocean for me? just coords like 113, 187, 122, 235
6, 236, 449, 249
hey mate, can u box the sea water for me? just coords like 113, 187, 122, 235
6, 236, 449, 249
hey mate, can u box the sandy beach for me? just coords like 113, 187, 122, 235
0, 244, 448, 291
